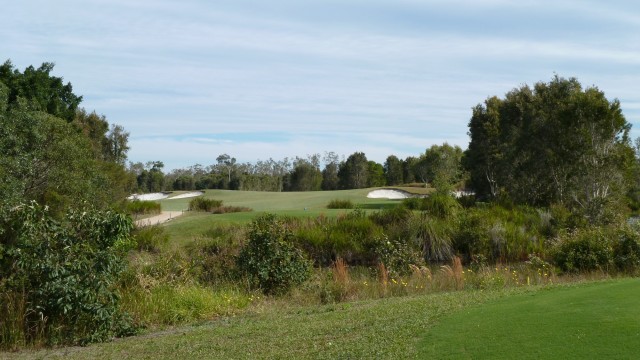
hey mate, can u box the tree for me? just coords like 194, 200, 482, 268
367, 161, 386, 187
465, 76, 633, 223
216, 153, 236, 185
384, 155, 404, 186
0, 62, 132, 211
0, 60, 82, 122
338, 152, 369, 189
420, 143, 464, 192
289, 157, 322, 191
321, 151, 341, 190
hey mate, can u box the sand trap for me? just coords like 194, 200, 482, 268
167, 191, 204, 200
127, 193, 169, 201
367, 189, 411, 200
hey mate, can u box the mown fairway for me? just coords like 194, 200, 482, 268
419, 278, 640, 359
10, 279, 639, 359
159, 188, 410, 212
158, 188, 409, 247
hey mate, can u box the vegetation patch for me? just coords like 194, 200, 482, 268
188, 197, 223, 212
326, 199, 354, 209
126, 200, 162, 216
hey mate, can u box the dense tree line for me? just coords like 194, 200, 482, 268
0, 60, 133, 213
146, 145, 462, 194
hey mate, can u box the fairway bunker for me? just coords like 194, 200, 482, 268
127, 191, 203, 201
366, 189, 412, 199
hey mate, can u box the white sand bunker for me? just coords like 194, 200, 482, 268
367, 189, 411, 200
127, 193, 169, 201
167, 191, 204, 200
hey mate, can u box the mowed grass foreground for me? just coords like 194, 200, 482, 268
419, 278, 640, 359
10, 279, 639, 359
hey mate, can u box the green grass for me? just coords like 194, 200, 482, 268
159, 188, 403, 212
9, 280, 639, 359
11, 287, 509, 359
419, 278, 640, 359
159, 189, 405, 247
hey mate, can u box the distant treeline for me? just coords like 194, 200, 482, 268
131, 144, 465, 193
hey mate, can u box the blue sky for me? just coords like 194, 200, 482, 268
2, 0, 639, 170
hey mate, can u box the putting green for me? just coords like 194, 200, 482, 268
419, 278, 640, 359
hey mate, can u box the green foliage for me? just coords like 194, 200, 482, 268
414, 143, 464, 191
0, 62, 131, 211
552, 228, 614, 272
465, 76, 633, 224
0, 60, 82, 122
613, 228, 640, 273
133, 225, 169, 253
186, 225, 245, 285
0, 202, 137, 348
338, 152, 369, 189
237, 214, 311, 294
375, 235, 423, 277
326, 199, 354, 209
288, 159, 322, 191
421, 193, 461, 219
126, 200, 161, 216
189, 197, 223, 212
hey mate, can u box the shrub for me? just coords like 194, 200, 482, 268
401, 197, 423, 210
125, 200, 161, 216
414, 215, 454, 263
211, 205, 252, 214
0, 202, 137, 348
552, 228, 614, 272
133, 225, 169, 252
375, 234, 423, 277
237, 214, 311, 294
327, 199, 354, 209
186, 226, 245, 285
189, 197, 223, 212
421, 193, 461, 219
612, 227, 640, 273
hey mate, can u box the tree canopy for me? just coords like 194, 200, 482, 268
0, 61, 132, 212
464, 75, 633, 223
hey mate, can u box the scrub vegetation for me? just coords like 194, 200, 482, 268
3, 63, 640, 357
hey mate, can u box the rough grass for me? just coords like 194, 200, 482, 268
10, 287, 514, 359
419, 278, 640, 359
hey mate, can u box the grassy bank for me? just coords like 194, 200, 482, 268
10, 279, 638, 359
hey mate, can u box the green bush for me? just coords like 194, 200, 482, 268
237, 214, 311, 295
421, 193, 461, 219
125, 200, 161, 216
327, 199, 354, 209
186, 226, 245, 285
375, 234, 423, 277
189, 197, 223, 212
0, 202, 137, 348
552, 228, 614, 272
133, 225, 169, 252
211, 205, 252, 214
612, 227, 640, 273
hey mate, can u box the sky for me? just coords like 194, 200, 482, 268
2, 0, 640, 170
